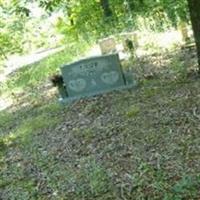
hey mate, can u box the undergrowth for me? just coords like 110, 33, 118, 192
0, 43, 200, 199
2, 41, 89, 94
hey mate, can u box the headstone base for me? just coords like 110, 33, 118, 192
59, 76, 137, 104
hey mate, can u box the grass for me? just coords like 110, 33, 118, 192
2, 41, 89, 94
0, 110, 14, 129
0, 42, 200, 199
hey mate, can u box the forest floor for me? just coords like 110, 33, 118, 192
0, 40, 200, 199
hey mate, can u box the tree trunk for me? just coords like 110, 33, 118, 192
187, 0, 200, 72
100, 0, 113, 18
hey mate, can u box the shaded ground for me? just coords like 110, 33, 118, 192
0, 44, 200, 199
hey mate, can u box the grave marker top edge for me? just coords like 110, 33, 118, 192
60, 53, 120, 69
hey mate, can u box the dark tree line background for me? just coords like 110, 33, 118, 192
1, 0, 200, 72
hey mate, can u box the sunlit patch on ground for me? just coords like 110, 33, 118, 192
85, 29, 193, 60
0, 95, 13, 111
136, 29, 191, 57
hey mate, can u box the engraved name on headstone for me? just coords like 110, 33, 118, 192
59, 54, 136, 103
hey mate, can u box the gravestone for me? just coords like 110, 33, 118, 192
58, 54, 136, 103
99, 37, 117, 55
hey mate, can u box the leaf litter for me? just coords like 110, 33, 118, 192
1, 46, 200, 199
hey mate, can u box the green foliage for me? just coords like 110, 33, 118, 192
1, 1, 200, 199
39, 0, 190, 43
0, 0, 190, 58
0, 110, 14, 128
0, 0, 27, 58
0, 0, 63, 59
0, 18, 24, 58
